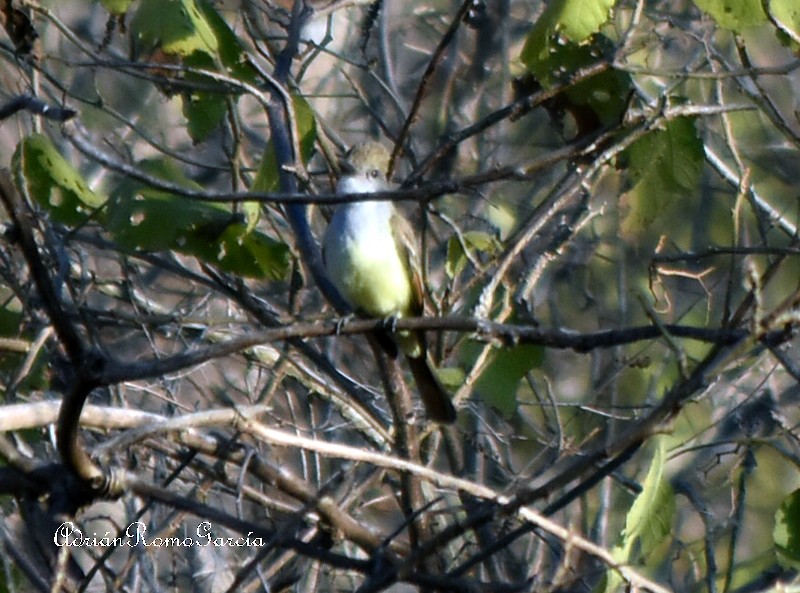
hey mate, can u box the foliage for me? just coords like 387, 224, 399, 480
601, 438, 675, 593
14, 133, 104, 225
775, 488, 800, 568
620, 114, 705, 238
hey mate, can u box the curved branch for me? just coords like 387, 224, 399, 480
389, 0, 475, 176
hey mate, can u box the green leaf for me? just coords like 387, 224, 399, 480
242, 200, 261, 234
223, 226, 291, 280
249, 93, 316, 234
182, 51, 229, 143
692, 0, 767, 31
195, 0, 257, 80
100, 0, 134, 14
469, 342, 544, 417
252, 146, 280, 194
446, 231, 501, 279
133, 0, 260, 142
620, 115, 704, 238
560, 43, 633, 127
294, 95, 318, 162
182, 88, 227, 142
131, 0, 218, 57
525, 0, 616, 49
13, 134, 105, 225
775, 488, 800, 568
180, 0, 261, 142
768, 0, 800, 46
252, 94, 317, 192
598, 438, 674, 593
520, 0, 615, 74
107, 159, 290, 279
521, 4, 632, 130
107, 161, 223, 252
621, 437, 675, 555
0, 292, 22, 338
435, 366, 466, 390
486, 202, 516, 238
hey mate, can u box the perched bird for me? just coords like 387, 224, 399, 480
323, 142, 456, 423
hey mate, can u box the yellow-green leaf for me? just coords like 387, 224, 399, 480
468, 341, 544, 417
521, 4, 630, 130
598, 437, 674, 593
100, 0, 134, 14
775, 488, 800, 568
108, 159, 290, 280
620, 115, 703, 239
13, 134, 104, 226
179, 0, 261, 142
768, 0, 800, 46
621, 437, 675, 555
132, 0, 218, 57
252, 94, 317, 192
692, 0, 766, 31
446, 231, 501, 279
521, 0, 616, 72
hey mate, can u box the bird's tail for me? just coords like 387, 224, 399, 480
407, 356, 457, 424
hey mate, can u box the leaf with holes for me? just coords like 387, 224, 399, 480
13, 134, 105, 226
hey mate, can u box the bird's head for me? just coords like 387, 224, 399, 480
339, 142, 390, 181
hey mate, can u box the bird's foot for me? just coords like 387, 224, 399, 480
335, 313, 355, 335
381, 315, 399, 334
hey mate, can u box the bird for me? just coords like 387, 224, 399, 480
322, 142, 457, 423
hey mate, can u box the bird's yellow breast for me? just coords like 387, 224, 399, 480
324, 201, 413, 318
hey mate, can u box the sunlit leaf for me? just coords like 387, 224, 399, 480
131, 0, 218, 57
195, 0, 253, 75
486, 202, 516, 239
100, 0, 134, 14
521, 1, 631, 131
692, 0, 766, 31
242, 200, 261, 234
468, 341, 544, 417
598, 438, 674, 593
13, 134, 104, 226
252, 94, 317, 192
182, 51, 229, 143
520, 0, 615, 74
523, 0, 616, 51
180, 0, 260, 142
107, 159, 290, 279
775, 488, 800, 568
768, 0, 800, 46
620, 115, 704, 239
435, 366, 466, 390
446, 231, 501, 279
621, 437, 675, 554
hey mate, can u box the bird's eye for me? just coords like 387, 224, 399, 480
369, 169, 381, 178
